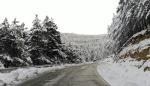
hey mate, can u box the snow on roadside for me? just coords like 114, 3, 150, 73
0, 66, 65, 86
97, 58, 150, 86
0, 63, 90, 86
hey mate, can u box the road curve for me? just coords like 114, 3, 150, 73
17, 64, 110, 86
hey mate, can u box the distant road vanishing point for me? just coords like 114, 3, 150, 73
17, 64, 110, 86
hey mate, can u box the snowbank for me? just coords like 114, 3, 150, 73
0, 63, 88, 86
0, 66, 65, 86
97, 58, 150, 86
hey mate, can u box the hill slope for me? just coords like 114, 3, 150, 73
109, 0, 150, 53
61, 33, 111, 62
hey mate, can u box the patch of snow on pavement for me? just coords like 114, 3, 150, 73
97, 58, 150, 86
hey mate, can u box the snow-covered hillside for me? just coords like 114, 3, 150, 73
119, 29, 150, 60
61, 33, 113, 62
101, 26, 150, 86
102, 0, 150, 84
109, 0, 150, 53
97, 30, 150, 85
106, 0, 150, 71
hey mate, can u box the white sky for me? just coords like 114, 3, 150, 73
0, 0, 119, 35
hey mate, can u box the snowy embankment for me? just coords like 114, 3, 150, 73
120, 29, 150, 56
97, 58, 150, 86
0, 63, 90, 86
0, 66, 64, 86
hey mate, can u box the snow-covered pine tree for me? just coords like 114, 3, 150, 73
8, 18, 30, 67
42, 16, 67, 64
0, 18, 11, 67
0, 18, 9, 54
61, 44, 82, 63
0, 18, 30, 67
28, 15, 66, 65
27, 15, 50, 65
0, 15, 83, 67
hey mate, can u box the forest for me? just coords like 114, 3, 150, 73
61, 33, 112, 62
0, 15, 81, 68
109, 0, 150, 54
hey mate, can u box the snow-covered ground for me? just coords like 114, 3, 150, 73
0, 63, 90, 86
97, 58, 150, 86
119, 29, 150, 57
0, 66, 65, 86
119, 38, 150, 56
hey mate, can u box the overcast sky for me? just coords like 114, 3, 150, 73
0, 0, 119, 35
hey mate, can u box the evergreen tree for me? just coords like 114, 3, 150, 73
42, 16, 66, 64
109, 0, 150, 53
27, 15, 47, 65
0, 18, 30, 67
28, 15, 68, 65
0, 15, 82, 67
0, 18, 9, 54
62, 45, 82, 63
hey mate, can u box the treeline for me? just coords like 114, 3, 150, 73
109, 0, 150, 53
0, 15, 81, 68
61, 33, 112, 62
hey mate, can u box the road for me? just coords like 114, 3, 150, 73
17, 64, 110, 86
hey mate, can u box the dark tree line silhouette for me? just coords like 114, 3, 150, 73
0, 15, 81, 68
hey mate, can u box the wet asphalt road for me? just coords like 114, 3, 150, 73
17, 64, 110, 86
